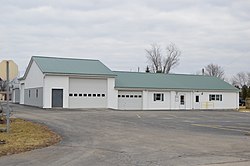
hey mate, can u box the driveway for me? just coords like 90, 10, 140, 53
1, 104, 250, 166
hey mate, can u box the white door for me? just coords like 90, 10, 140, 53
118, 91, 142, 110
194, 94, 201, 109
69, 78, 107, 108
179, 94, 186, 109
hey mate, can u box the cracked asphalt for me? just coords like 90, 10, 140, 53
1, 104, 250, 166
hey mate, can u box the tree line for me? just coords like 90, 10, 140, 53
232, 72, 250, 100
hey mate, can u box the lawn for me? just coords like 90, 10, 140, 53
239, 106, 250, 112
0, 118, 61, 156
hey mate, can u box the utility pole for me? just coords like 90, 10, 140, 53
6, 61, 10, 133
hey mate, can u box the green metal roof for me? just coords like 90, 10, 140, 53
114, 71, 238, 91
32, 56, 115, 76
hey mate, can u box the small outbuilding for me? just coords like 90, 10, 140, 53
19, 56, 239, 110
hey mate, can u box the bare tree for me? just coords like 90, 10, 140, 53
146, 44, 162, 73
204, 63, 225, 79
146, 43, 181, 74
247, 72, 250, 86
231, 72, 250, 88
163, 43, 181, 74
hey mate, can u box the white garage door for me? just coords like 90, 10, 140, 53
69, 78, 107, 108
118, 91, 142, 110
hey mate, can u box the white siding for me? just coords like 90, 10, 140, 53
141, 90, 238, 110
20, 61, 44, 106
118, 91, 142, 110
107, 78, 118, 109
69, 78, 107, 108
170, 91, 177, 110
11, 89, 20, 103
199, 91, 238, 109
176, 92, 192, 109
25, 61, 44, 88
146, 91, 171, 110
44, 75, 69, 108
19, 82, 25, 104
142, 90, 148, 109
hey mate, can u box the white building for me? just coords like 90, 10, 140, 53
19, 56, 239, 110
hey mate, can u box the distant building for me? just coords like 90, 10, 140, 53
11, 79, 20, 103
0, 60, 19, 103
19, 56, 239, 110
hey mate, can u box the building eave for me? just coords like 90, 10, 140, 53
44, 72, 117, 78
115, 87, 239, 92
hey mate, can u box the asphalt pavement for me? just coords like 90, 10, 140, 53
1, 104, 250, 166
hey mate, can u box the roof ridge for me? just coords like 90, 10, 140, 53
113, 70, 213, 77
32, 55, 99, 62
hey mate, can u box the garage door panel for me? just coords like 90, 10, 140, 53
70, 78, 107, 92
69, 97, 106, 108
118, 91, 142, 110
69, 78, 107, 108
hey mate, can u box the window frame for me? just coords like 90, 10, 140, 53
195, 95, 199, 102
36, 89, 38, 98
180, 95, 185, 105
209, 94, 222, 101
153, 93, 164, 101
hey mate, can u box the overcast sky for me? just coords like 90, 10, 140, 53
0, 0, 249, 79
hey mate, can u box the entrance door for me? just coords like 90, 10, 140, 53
194, 95, 201, 109
52, 89, 63, 107
180, 94, 185, 109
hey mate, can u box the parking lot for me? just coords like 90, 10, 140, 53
1, 104, 250, 166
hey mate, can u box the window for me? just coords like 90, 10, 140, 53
216, 95, 220, 101
97, 94, 101, 97
180, 95, 185, 105
29, 90, 31, 98
138, 95, 142, 98
122, 95, 125, 98
93, 94, 96, 97
79, 94, 82, 97
88, 94, 91, 97
118, 95, 121, 98
153, 93, 164, 101
126, 95, 129, 98
134, 95, 138, 98
69, 93, 73, 97
102, 94, 105, 97
209, 94, 222, 101
74, 93, 77, 97
83, 94, 87, 97
209, 95, 215, 101
36, 89, 38, 98
195, 96, 199, 102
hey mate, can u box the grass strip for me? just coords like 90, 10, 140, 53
0, 118, 61, 156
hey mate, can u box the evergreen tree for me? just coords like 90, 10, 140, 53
241, 85, 248, 99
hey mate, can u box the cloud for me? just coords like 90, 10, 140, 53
0, 0, 249, 78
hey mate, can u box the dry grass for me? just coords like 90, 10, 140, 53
0, 118, 61, 156
239, 106, 250, 112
